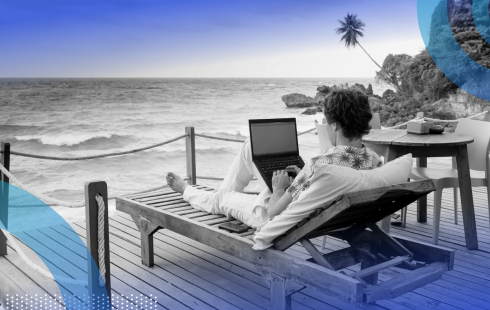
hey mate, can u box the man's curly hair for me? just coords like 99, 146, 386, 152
322, 88, 372, 140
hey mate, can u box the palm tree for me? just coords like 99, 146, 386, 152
335, 13, 382, 69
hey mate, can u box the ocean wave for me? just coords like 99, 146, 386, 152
0, 124, 46, 134
14, 133, 123, 147
221, 130, 249, 137
195, 147, 236, 156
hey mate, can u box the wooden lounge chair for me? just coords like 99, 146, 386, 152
116, 179, 454, 309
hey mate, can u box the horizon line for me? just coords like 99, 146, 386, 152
0, 76, 377, 79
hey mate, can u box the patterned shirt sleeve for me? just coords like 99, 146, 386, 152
286, 145, 383, 204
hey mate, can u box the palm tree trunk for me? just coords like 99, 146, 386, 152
357, 42, 382, 69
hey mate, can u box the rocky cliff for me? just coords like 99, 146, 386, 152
430, 0, 490, 69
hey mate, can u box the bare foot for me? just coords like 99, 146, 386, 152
166, 172, 188, 194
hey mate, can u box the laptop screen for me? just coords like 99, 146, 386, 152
249, 119, 299, 158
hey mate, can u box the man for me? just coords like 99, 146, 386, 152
167, 88, 382, 230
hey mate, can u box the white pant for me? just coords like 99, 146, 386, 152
182, 139, 272, 229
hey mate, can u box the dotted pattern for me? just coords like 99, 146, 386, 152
3, 294, 158, 310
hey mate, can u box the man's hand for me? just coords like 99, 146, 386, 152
272, 170, 293, 190
286, 165, 301, 175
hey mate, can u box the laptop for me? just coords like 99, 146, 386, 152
249, 118, 305, 192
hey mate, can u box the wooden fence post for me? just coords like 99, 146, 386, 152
85, 181, 111, 307
185, 127, 196, 185
0, 142, 10, 256
484, 107, 490, 122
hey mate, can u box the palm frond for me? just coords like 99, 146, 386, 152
335, 13, 365, 49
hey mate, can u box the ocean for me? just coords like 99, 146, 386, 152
0, 78, 393, 222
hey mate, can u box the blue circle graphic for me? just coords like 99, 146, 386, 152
418, 0, 490, 101
1, 181, 110, 310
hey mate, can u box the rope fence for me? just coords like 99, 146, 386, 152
2, 110, 487, 159
2, 134, 188, 161
195, 133, 245, 143
0, 161, 190, 208
0, 162, 85, 208
95, 193, 106, 287
383, 110, 489, 129
297, 127, 317, 136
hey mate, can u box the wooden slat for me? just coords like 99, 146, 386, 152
137, 195, 183, 204
149, 198, 186, 207
350, 256, 407, 279
158, 202, 191, 210
167, 206, 194, 213
300, 239, 334, 270
363, 262, 446, 303
175, 209, 202, 216
129, 189, 176, 200
130, 185, 210, 202
185, 211, 210, 219
194, 214, 225, 222
238, 229, 256, 237
202, 217, 235, 225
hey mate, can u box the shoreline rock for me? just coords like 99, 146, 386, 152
283, 83, 377, 109
301, 108, 317, 115
281, 93, 318, 108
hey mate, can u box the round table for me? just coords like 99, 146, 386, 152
362, 129, 477, 250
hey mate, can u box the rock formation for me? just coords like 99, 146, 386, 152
430, 0, 490, 69
283, 83, 375, 109
281, 93, 318, 108
366, 84, 373, 95
301, 108, 317, 115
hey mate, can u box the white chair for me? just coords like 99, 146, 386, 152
370, 113, 381, 130
409, 118, 490, 244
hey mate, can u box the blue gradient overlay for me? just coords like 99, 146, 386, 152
417, 0, 490, 100
0, 0, 420, 77
474, 0, 490, 43
1, 181, 110, 310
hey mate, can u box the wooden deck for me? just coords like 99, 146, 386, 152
1, 158, 490, 310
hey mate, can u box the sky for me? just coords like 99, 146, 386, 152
0, 0, 426, 78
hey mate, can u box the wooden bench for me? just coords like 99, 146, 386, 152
116, 179, 455, 309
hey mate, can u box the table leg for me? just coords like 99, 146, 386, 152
380, 146, 398, 233
417, 158, 427, 223
456, 146, 478, 250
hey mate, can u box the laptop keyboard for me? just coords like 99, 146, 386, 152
259, 158, 304, 179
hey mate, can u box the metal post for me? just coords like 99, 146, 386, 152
85, 181, 111, 308
0, 142, 10, 256
185, 127, 196, 185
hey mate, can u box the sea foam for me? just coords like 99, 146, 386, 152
14, 133, 113, 146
